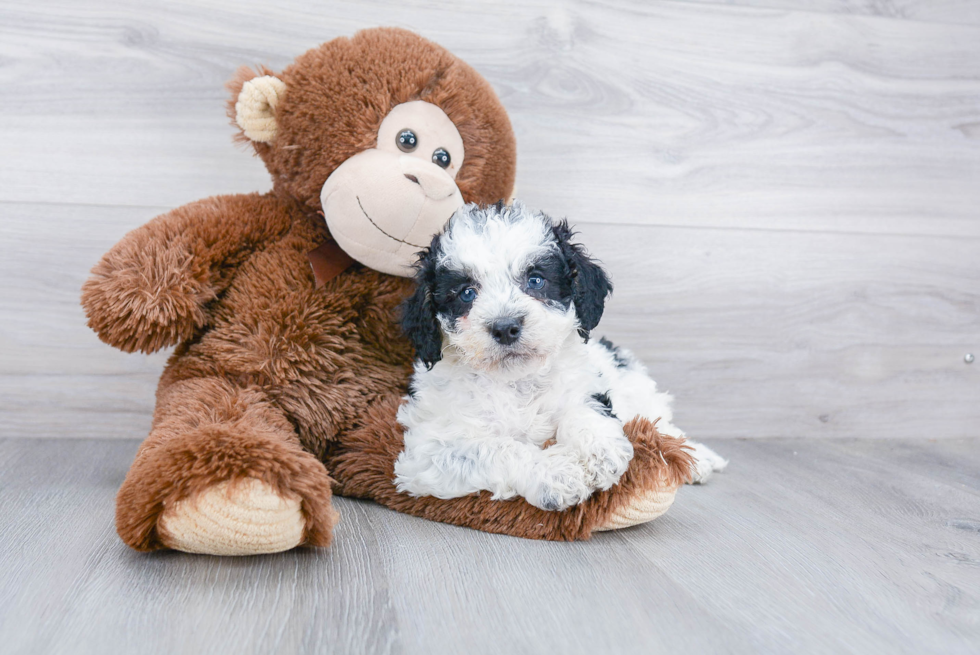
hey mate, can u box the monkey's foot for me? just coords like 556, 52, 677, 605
158, 478, 308, 556
593, 486, 677, 532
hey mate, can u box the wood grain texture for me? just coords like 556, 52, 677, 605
0, 0, 978, 441
1, 437, 977, 654
2, 202, 977, 439
1, 0, 978, 235
679, 0, 980, 27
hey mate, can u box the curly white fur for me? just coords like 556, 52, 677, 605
395, 202, 725, 511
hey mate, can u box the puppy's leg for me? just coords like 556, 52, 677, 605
555, 407, 634, 492
525, 444, 595, 511
599, 365, 717, 487
634, 413, 728, 485
395, 430, 591, 511
684, 441, 728, 484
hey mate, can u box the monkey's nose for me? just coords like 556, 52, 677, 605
400, 156, 458, 200
490, 317, 523, 346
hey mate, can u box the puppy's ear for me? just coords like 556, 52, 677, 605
553, 220, 613, 340
401, 238, 444, 368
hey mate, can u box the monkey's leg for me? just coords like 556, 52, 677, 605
328, 396, 694, 540
116, 376, 337, 555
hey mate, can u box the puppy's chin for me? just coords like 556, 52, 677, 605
447, 340, 545, 373
485, 348, 547, 374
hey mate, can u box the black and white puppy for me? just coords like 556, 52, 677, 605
395, 201, 726, 511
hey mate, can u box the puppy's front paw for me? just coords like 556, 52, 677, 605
583, 430, 634, 491
524, 450, 591, 511
686, 441, 728, 484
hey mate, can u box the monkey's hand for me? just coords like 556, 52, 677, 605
82, 194, 291, 353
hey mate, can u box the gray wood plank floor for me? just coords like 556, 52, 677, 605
1, 437, 977, 654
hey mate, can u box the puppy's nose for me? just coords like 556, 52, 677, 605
490, 317, 523, 345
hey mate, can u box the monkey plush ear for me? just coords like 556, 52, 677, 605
234, 75, 287, 143
553, 221, 613, 340
400, 241, 445, 369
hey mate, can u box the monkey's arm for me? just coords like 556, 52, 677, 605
82, 193, 294, 353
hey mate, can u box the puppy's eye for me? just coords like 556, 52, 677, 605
397, 129, 418, 152
432, 148, 451, 169
527, 275, 546, 290
459, 287, 477, 303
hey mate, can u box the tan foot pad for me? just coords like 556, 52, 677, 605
594, 487, 677, 532
158, 478, 306, 556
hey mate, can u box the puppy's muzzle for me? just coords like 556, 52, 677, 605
489, 316, 523, 345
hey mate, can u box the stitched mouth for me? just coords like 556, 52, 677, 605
356, 196, 425, 249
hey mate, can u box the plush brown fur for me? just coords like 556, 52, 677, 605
119, 376, 338, 550
83, 28, 690, 553
226, 29, 516, 214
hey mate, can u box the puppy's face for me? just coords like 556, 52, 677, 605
402, 201, 612, 371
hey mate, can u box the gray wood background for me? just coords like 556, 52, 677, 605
1, 0, 978, 440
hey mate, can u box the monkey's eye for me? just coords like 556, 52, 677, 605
397, 129, 418, 152
459, 287, 477, 303
432, 148, 451, 169
527, 275, 546, 290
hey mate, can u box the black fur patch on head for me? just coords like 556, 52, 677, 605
591, 392, 618, 419
599, 337, 630, 368
523, 252, 574, 310
551, 220, 613, 340
400, 234, 446, 369
430, 268, 475, 327
401, 233, 482, 369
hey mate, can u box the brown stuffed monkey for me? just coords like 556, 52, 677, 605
81, 27, 693, 556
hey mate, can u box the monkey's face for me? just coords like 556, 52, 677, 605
319, 101, 465, 276
229, 29, 516, 278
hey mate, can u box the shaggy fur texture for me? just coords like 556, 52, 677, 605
226, 29, 516, 215
329, 396, 694, 541
83, 28, 693, 553
394, 202, 692, 511
119, 375, 339, 550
